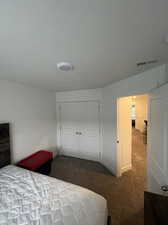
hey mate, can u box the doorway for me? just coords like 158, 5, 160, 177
117, 94, 148, 178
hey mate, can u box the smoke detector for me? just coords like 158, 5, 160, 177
57, 62, 74, 72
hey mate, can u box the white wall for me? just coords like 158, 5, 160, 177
102, 65, 168, 175
135, 94, 148, 132
0, 80, 57, 163
54, 65, 168, 175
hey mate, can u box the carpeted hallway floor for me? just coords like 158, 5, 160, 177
50, 128, 147, 225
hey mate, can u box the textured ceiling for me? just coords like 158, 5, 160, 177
0, 0, 168, 91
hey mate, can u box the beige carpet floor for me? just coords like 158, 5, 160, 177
50, 128, 147, 225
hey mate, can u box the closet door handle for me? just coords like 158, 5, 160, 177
76, 132, 82, 135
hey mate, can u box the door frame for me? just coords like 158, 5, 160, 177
117, 98, 122, 177
117, 97, 132, 177
147, 85, 168, 194
56, 100, 103, 161
116, 94, 149, 177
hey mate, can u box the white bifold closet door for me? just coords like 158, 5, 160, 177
59, 101, 100, 161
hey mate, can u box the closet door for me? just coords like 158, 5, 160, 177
60, 102, 80, 157
79, 102, 100, 161
59, 101, 100, 161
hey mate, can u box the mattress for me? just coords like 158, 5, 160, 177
0, 165, 107, 225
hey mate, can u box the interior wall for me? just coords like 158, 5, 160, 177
54, 65, 168, 175
0, 80, 57, 163
135, 94, 148, 132
102, 65, 168, 175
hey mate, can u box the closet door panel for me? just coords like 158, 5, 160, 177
79, 102, 100, 161
60, 102, 80, 157
60, 101, 100, 161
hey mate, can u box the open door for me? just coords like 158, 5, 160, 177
148, 83, 168, 194
117, 97, 132, 177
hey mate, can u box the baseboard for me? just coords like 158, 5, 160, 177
60, 152, 100, 163
101, 160, 116, 176
121, 164, 132, 174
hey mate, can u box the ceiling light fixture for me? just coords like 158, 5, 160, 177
57, 62, 74, 72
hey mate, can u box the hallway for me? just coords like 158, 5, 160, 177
132, 128, 147, 191
50, 128, 147, 225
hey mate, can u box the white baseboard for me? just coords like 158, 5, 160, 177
121, 164, 132, 174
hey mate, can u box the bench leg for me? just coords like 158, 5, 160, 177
36, 159, 53, 175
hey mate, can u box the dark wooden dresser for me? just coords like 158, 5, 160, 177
145, 191, 168, 225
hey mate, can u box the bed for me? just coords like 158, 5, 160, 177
0, 165, 108, 225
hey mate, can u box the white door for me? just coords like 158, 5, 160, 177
148, 83, 168, 194
79, 102, 100, 161
59, 101, 100, 161
117, 97, 132, 176
59, 102, 80, 157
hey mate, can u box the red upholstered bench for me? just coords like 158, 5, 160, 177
17, 150, 53, 175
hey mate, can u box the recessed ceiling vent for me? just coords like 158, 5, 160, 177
137, 60, 158, 67
57, 62, 74, 71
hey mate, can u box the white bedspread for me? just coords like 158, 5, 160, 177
0, 165, 107, 225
